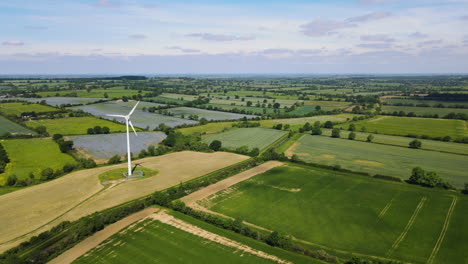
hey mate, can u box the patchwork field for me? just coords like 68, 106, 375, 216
0, 138, 77, 184
37, 87, 140, 98
72, 210, 315, 264
0, 102, 59, 117
337, 116, 467, 139
289, 135, 468, 188
70, 132, 166, 160
204, 103, 284, 114
382, 98, 468, 108
0, 151, 248, 253
1, 97, 108, 106
167, 106, 258, 120
25, 116, 127, 135
70, 101, 197, 128
202, 164, 468, 264
203, 128, 288, 151
381, 105, 468, 116
0, 116, 36, 135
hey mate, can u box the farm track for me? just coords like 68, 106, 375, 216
387, 196, 427, 257
426, 196, 458, 264
49, 208, 159, 264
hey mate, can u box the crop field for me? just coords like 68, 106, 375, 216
289, 135, 468, 188
0, 102, 59, 116
0, 116, 36, 135
1, 97, 108, 106
73, 210, 314, 264
25, 116, 127, 135
381, 105, 468, 116
70, 101, 197, 128
37, 87, 140, 98
203, 128, 287, 151
0, 138, 77, 183
204, 103, 284, 114
0, 151, 249, 252
204, 164, 468, 263
70, 132, 166, 160
337, 116, 467, 139
320, 129, 468, 155
158, 93, 199, 101
383, 98, 468, 107
302, 100, 351, 109
167, 107, 258, 120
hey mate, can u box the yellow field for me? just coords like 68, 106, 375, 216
0, 151, 248, 253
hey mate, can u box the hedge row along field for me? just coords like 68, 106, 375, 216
25, 116, 128, 135
0, 116, 36, 135
0, 102, 59, 117
290, 135, 468, 188
1, 97, 108, 106
203, 164, 468, 264
381, 105, 468, 117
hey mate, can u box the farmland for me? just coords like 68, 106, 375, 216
0, 138, 77, 183
0, 116, 36, 135
70, 132, 166, 160
37, 87, 140, 98
289, 135, 468, 188
0, 151, 249, 252
203, 128, 287, 151
381, 105, 468, 116
0, 102, 59, 116
337, 116, 467, 139
1, 97, 108, 106
25, 116, 127, 135
203, 164, 468, 263
382, 98, 468, 108
73, 210, 315, 264
167, 106, 258, 120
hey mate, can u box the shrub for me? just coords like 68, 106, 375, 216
409, 139, 422, 149
331, 128, 340, 138
348, 131, 356, 140
209, 140, 222, 151
107, 155, 121, 165
6, 174, 17, 186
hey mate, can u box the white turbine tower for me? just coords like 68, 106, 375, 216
106, 101, 139, 177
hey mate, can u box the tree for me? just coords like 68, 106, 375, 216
249, 147, 260, 156
87, 128, 95, 134
58, 140, 73, 153
409, 167, 425, 184
315, 105, 321, 111
52, 134, 63, 141
199, 117, 208, 125
266, 231, 292, 248
93, 126, 102, 134
367, 134, 374, 142
273, 102, 281, 109
41, 168, 54, 180
209, 140, 222, 151
331, 128, 341, 138
35, 125, 48, 136
102, 126, 110, 134
107, 155, 121, 164
348, 124, 356, 131
303, 122, 311, 131
409, 139, 422, 149
104, 92, 109, 98
348, 131, 356, 140
314, 121, 320, 128
283, 124, 290, 130
311, 127, 322, 135
246, 101, 253, 107
462, 183, 468, 195
6, 174, 17, 186
324, 121, 333, 129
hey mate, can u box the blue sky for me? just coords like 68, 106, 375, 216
1, 0, 468, 74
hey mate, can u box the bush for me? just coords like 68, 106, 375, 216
107, 155, 121, 165
41, 168, 54, 180
6, 174, 17, 186
348, 131, 356, 140
374, 174, 402, 182
209, 140, 222, 151
367, 134, 374, 142
331, 128, 340, 138
311, 127, 322, 135
409, 139, 422, 149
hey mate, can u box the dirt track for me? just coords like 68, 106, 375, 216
0, 151, 248, 253
181, 161, 283, 206
49, 207, 159, 264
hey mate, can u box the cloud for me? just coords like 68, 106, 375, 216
24, 26, 48, 30
357, 43, 393, 49
300, 18, 356, 37
359, 0, 399, 4
346, 12, 392, 23
167, 46, 200, 53
300, 12, 391, 37
360, 34, 395, 42
96, 0, 120, 8
460, 15, 468, 20
409, 32, 428, 39
2, 40, 24, 46
418, 40, 443, 47
129, 34, 147, 39
186, 33, 255, 41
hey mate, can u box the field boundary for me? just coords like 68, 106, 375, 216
386, 196, 427, 257
426, 196, 458, 264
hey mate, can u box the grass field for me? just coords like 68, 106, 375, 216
321, 129, 468, 155
204, 164, 468, 263
203, 128, 287, 151
382, 98, 468, 108
69, 132, 166, 160
381, 105, 468, 116
337, 116, 467, 139
290, 135, 468, 188
0, 116, 36, 135
73, 210, 317, 264
204, 103, 284, 115
0, 102, 59, 117
0, 138, 77, 184
1, 97, 108, 106
167, 106, 258, 120
37, 88, 140, 98
0, 151, 249, 253
25, 116, 127, 135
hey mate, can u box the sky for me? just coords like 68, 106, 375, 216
1, 0, 468, 74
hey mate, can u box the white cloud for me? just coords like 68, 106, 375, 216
186, 33, 255, 41
2, 40, 24, 46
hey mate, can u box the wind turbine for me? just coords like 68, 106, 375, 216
106, 101, 139, 177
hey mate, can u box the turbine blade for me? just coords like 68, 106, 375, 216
128, 101, 140, 116
129, 121, 137, 136
106, 114, 126, 118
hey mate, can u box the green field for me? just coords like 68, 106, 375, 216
74, 210, 316, 264
338, 116, 467, 139
0, 138, 77, 184
205, 164, 468, 263
0, 116, 36, 135
167, 107, 258, 120
0, 102, 59, 117
320, 129, 468, 155
382, 98, 468, 108
25, 117, 127, 135
37, 87, 140, 98
203, 128, 287, 151
205, 103, 284, 115
381, 105, 468, 116
291, 135, 468, 188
